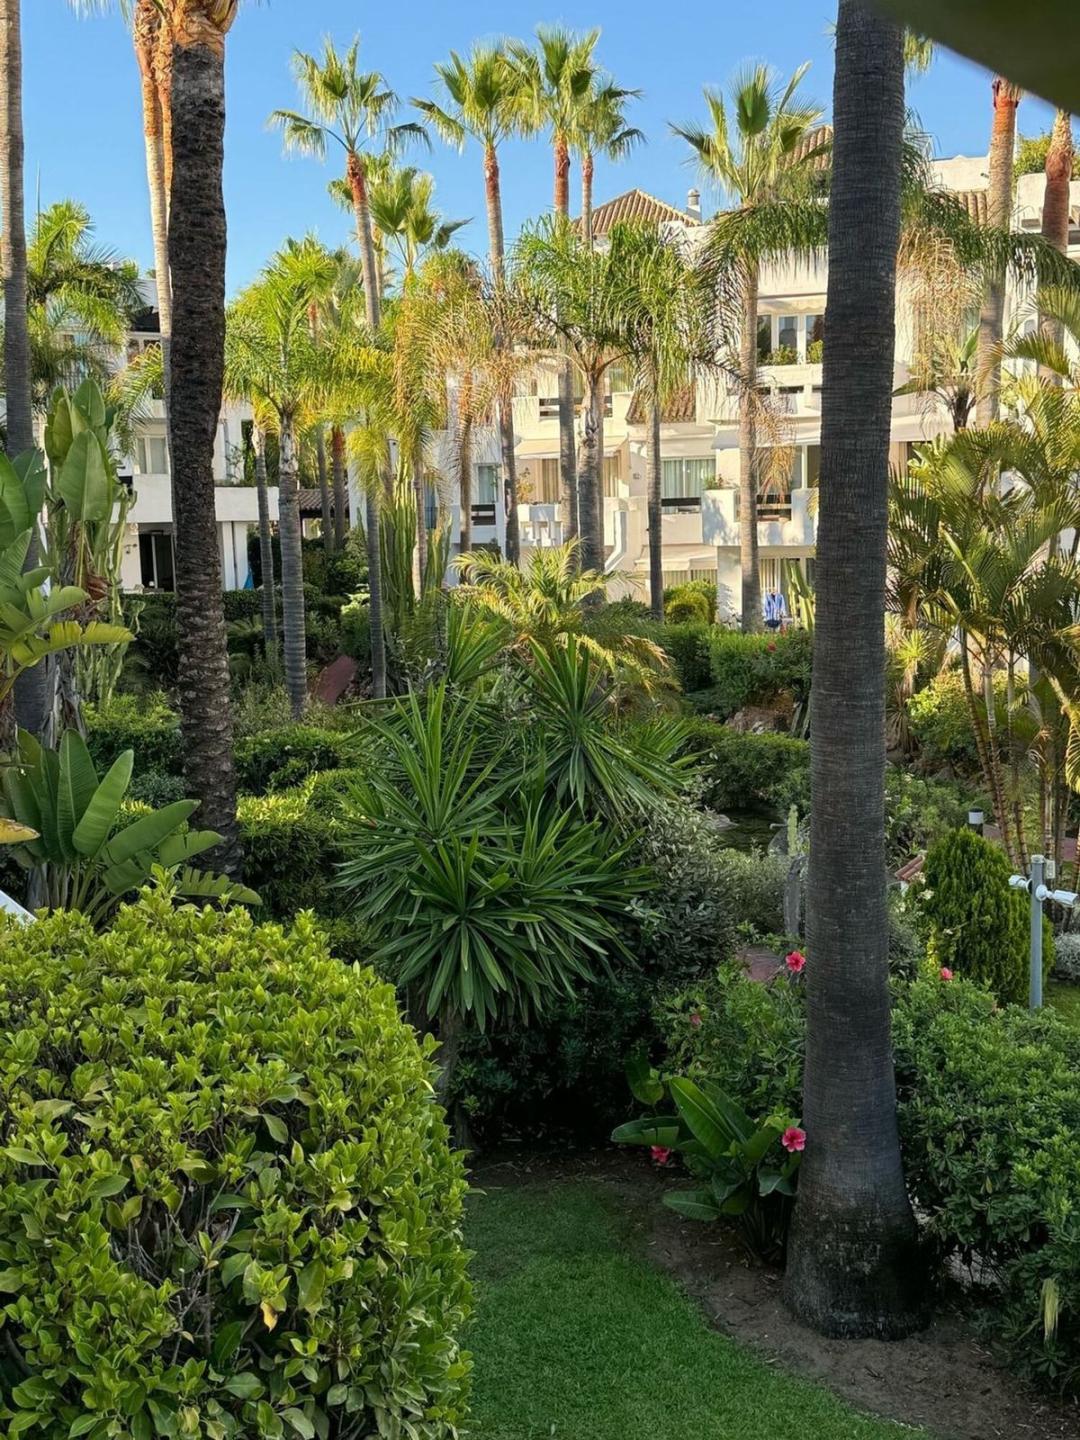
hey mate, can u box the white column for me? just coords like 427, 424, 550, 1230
220, 523, 236, 590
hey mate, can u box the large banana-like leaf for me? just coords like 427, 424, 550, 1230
171, 867, 261, 907
102, 800, 199, 867
868, 0, 1080, 113
4, 621, 131, 679
44, 391, 73, 471
0, 455, 34, 547
57, 431, 111, 524
13, 450, 46, 522
0, 818, 38, 845
154, 829, 225, 868
57, 731, 101, 862
72, 748, 134, 858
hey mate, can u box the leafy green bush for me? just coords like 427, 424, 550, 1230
85, 692, 183, 776
919, 828, 1050, 1003
0, 893, 471, 1438
682, 720, 810, 813
663, 581, 716, 626
653, 621, 712, 693
884, 769, 972, 862
893, 975, 1080, 1391
907, 669, 1023, 775
238, 790, 343, 917
704, 628, 812, 720
234, 724, 353, 795
712, 847, 789, 935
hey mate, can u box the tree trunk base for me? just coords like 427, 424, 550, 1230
783, 1200, 928, 1339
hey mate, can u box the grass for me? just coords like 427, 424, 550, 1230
1047, 978, 1080, 1026
466, 1176, 924, 1440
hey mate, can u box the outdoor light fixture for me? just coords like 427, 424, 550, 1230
968, 809, 984, 835
1008, 855, 1079, 1010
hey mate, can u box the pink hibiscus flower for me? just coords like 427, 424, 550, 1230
781, 1126, 806, 1154
785, 949, 806, 975
940, 967, 953, 981
650, 1146, 672, 1165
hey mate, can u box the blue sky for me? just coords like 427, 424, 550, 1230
27, 1, 1060, 294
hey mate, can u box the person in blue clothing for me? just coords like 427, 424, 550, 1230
763, 588, 788, 630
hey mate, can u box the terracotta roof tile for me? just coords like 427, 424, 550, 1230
951, 188, 989, 223
584, 188, 700, 238
626, 383, 698, 425
789, 125, 832, 173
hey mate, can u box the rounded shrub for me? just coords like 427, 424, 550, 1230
234, 724, 353, 795
920, 827, 1050, 1004
0, 892, 471, 1439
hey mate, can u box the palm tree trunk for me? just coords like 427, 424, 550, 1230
458, 389, 473, 557
412, 453, 428, 582
134, 0, 172, 418
975, 76, 1021, 428
346, 149, 386, 699
783, 0, 923, 1339
252, 421, 278, 660
553, 131, 579, 555
276, 414, 307, 718
0, 0, 30, 458
1039, 109, 1073, 381
646, 390, 664, 619
739, 264, 762, 631
577, 370, 603, 573
483, 142, 520, 567
582, 150, 594, 247
166, 9, 241, 876
593, 386, 606, 558
331, 423, 348, 550
315, 424, 333, 554
1, 0, 46, 736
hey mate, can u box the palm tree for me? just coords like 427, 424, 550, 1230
414, 44, 528, 564
618, 223, 711, 619
511, 218, 637, 574
782, 0, 923, 1337
225, 239, 338, 719
248, 412, 278, 662
132, 0, 171, 410
21, 199, 142, 404
673, 67, 825, 630
511, 27, 603, 551
1039, 110, 1074, 375
164, 0, 241, 875
974, 75, 1022, 426
367, 167, 467, 286
571, 75, 644, 247
0, 0, 31, 459
272, 36, 425, 700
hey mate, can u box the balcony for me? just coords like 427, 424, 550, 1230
700, 486, 816, 550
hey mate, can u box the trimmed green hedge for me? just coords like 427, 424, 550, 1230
85, 693, 183, 776
0, 892, 471, 1438
682, 719, 809, 813
238, 790, 343, 917
702, 628, 812, 719
234, 724, 354, 795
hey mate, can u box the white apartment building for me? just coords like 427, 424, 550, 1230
485, 166, 1080, 620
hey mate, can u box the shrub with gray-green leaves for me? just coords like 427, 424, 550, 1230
0, 892, 471, 1439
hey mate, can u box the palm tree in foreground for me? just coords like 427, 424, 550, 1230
414, 44, 527, 563
673, 65, 824, 630
783, 0, 923, 1337
165, 0, 241, 875
272, 35, 425, 699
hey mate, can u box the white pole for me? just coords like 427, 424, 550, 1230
1030, 855, 1045, 1010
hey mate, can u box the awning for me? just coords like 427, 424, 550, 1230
515, 437, 627, 460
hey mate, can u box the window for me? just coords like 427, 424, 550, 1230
607, 361, 633, 393
473, 463, 498, 525
139, 530, 174, 590
424, 485, 438, 534
661, 456, 714, 510
807, 444, 822, 488
807, 313, 825, 361
777, 315, 799, 352
757, 316, 772, 362
135, 435, 169, 475
602, 451, 623, 498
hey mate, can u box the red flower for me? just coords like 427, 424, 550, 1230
650, 1146, 672, 1165
940, 967, 953, 981
690, 1012, 703, 1029
785, 949, 806, 974
781, 1126, 806, 1153
767, 642, 777, 653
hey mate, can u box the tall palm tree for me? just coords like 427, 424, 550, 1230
132, 0, 172, 412
1039, 110, 1075, 375
367, 167, 467, 286
272, 36, 425, 699
225, 239, 338, 719
165, 0, 241, 875
673, 67, 824, 630
248, 411, 278, 662
511, 27, 602, 551
783, 0, 923, 1338
0, 0, 31, 459
414, 44, 528, 564
975, 75, 1022, 426
572, 75, 644, 247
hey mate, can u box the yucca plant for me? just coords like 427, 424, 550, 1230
0, 729, 259, 925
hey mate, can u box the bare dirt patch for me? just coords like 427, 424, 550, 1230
473, 1147, 1080, 1440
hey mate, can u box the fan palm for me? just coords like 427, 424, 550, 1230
225, 238, 340, 719
571, 74, 644, 247
272, 36, 426, 699
367, 167, 467, 285
672, 64, 826, 631
414, 45, 530, 563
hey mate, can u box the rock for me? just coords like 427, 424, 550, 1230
727, 704, 789, 734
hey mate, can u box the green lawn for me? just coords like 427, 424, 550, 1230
466, 1175, 925, 1440
1048, 979, 1080, 1026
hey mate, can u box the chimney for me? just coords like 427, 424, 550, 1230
686, 187, 702, 222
